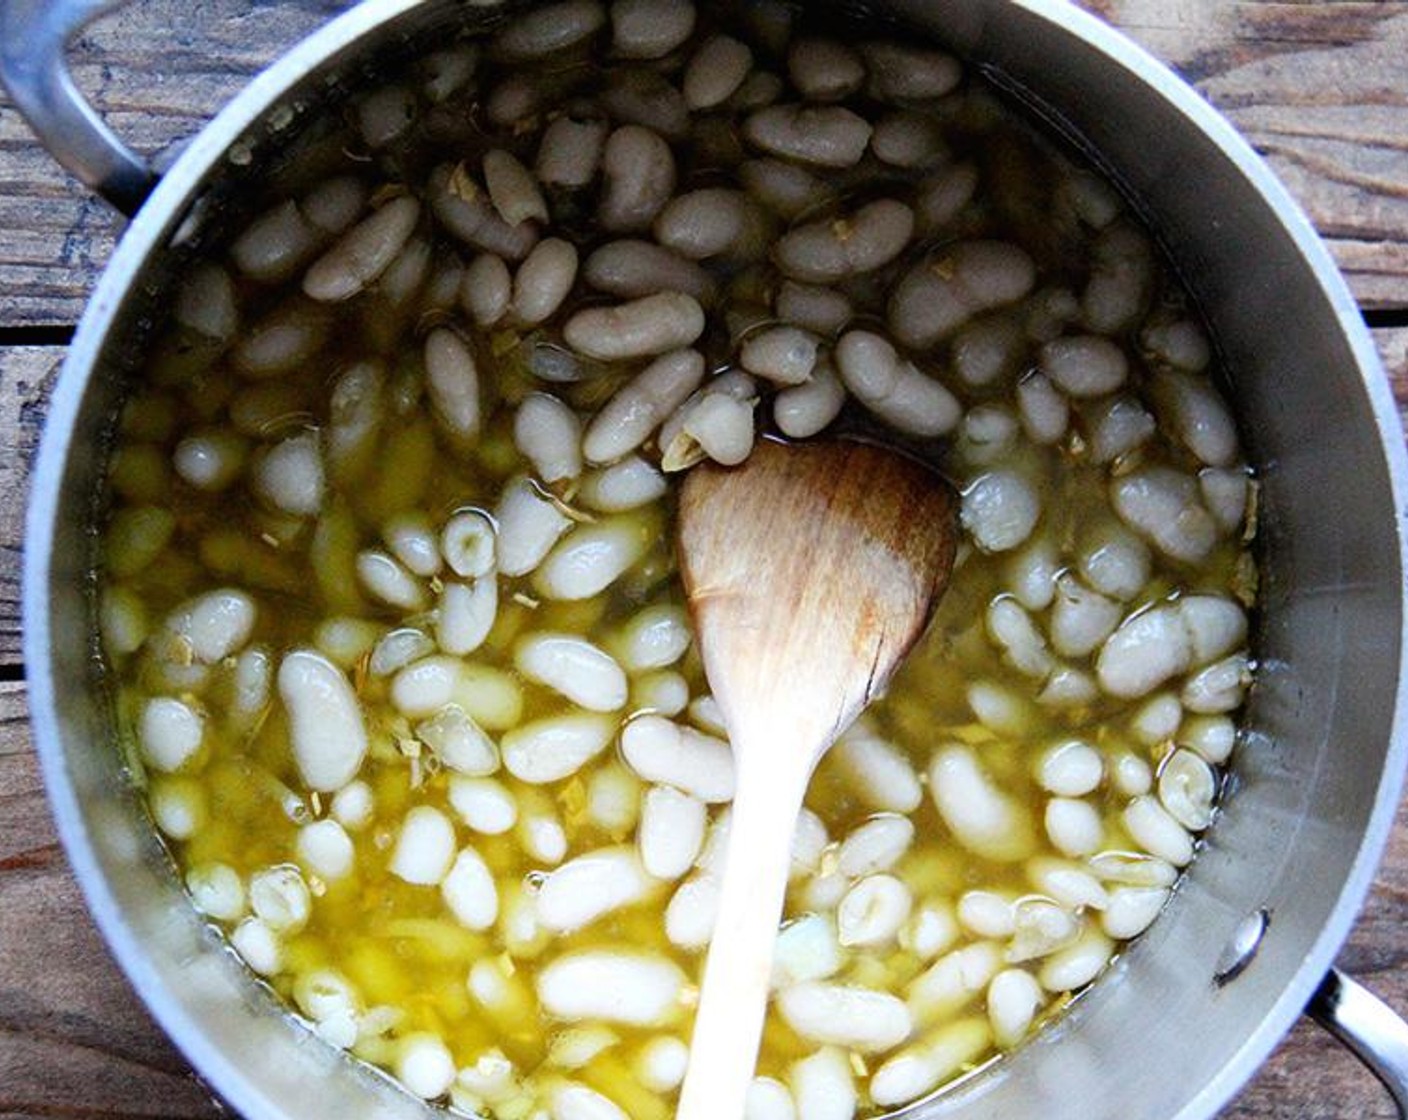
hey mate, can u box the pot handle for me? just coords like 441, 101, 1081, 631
1310, 968, 1408, 1116
0, 0, 156, 216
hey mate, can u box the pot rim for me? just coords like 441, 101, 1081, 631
21, 2, 1408, 1118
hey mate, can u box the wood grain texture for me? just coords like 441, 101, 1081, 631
0, 1, 1406, 1118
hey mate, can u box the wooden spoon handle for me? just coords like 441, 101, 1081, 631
677, 756, 812, 1120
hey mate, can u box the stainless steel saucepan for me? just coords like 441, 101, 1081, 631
6, 1, 1408, 1116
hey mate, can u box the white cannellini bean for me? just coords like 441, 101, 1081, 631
987, 596, 1054, 679
514, 393, 583, 484
232, 303, 327, 378
1083, 223, 1154, 333
174, 430, 247, 492
1200, 466, 1251, 533
787, 37, 864, 101
654, 188, 754, 261
513, 239, 579, 326
1111, 466, 1218, 564
253, 431, 324, 517
870, 1019, 990, 1109
1181, 714, 1237, 764
1102, 886, 1170, 939
389, 805, 457, 886
1037, 740, 1103, 796
861, 40, 963, 101
987, 970, 1044, 1048
1005, 535, 1059, 611
772, 912, 843, 988
589, 766, 639, 841
550, 1084, 628, 1120
739, 326, 820, 387
639, 785, 707, 880
356, 85, 415, 149
659, 372, 758, 470
1038, 927, 1115, 992
1027, 858, 1109, 911
774, 356, 846, 439
930, 746, 1035, 861
383, 511, 441, 578
1179, 595, 1248, 665
636, 1035, 690, 1093
961, 469, 1041, 553
518, 792, 569, 866
436, 577, 498, 656
583, 348, 705, 464
1050, 575, 1122, 659
502, 712, 616, 783
564, 292, 705, 361
1158, 747, 1218, 830
537, 847, 653, 932
248, 864, 311, 933
537, 949, 684, 1026
278, 649, 368, 791
620, 715, 735, 802
745, 104, 872, 168
1040, 335, 1128, 397
1079, 521, 1152, 602
579, 455, 668, 512
953, 317, 1022, 390
838, 874, 912, 947
773, 200, 914, 284
536, 114, 608, 190
683, 33, 751, 109
901, 903, 959, 961
533, 516, 650, 600
516, 633, 627, 711
357, 549, 428, 612
583, 239, 716, 303
788, 1047, 856, 1120
492, 0, 605, 59
495, 476, 572, 577
1004, 893, 1083, 961
1090, 851, 1178, 888
448, 775, 517, 834
665, 873, 719, 948
1097, 604, 1192, 698
303, 196, 420, 302
958, 890, 1016, 939
296, 818, 355, 881
889, 241, 1036, 349
187, 862, 246, 921
613, 603, 690, 671
598, 124, 676, 233
832, 725, 923, 813
150, 776, 205, 838
462, 252, 513, 326
775, 281, 852, 337
483, 149, 548, 227
139, 697, 204, 772
1015, 372, 1068, 445
745, 1077, 796, 1120
834, 330, 961, 437
1045, 798, 1104, 857
1182, 653, 1250, 713
1113, 752, 1154, 797
231, 201, 317, 283
396, 1033, 457, 1100
441, 846, 498, 929
870, 109, 948, 169
232, 916, 282, 976
907, 941, 1003, 1024
778, 982, 912, 1053
1124, 794, 1195, 866
331, 780, 374, 831
790, 809, 829, 880
631, 670, 689, 716
424, 327, 481, 450
417, 704, 498, 775
1153, 369, 1239, 468
1131, 692, 1183, 747
739, 158, 835, 220
837, 814, 914, 877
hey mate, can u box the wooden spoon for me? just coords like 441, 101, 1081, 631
674, 437, 959, 1120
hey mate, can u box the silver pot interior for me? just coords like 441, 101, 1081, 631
25, 2, 1408, 1118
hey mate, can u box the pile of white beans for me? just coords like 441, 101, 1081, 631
96, 1, 1257, 1117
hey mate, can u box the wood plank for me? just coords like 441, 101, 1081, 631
0, 1, 1404, 325
0, 347, 62, 669
0, 682, 224, 1119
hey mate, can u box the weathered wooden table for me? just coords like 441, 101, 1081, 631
1, 2, 1406, 1117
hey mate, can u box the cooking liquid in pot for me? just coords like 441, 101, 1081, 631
93, 1, 1257, 1115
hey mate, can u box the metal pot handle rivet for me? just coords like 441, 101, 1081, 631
1310, 968, 1408, 1118
0, 0, 157, 216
